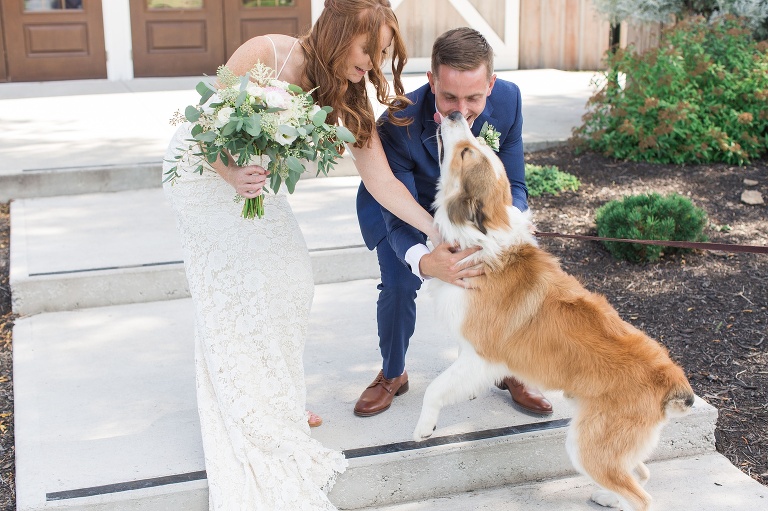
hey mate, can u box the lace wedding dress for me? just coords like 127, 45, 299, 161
163, 123, 347, 510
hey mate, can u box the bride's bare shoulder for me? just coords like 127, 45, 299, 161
226, 34, 295, 75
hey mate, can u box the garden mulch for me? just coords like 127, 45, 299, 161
0, 145, 766, 509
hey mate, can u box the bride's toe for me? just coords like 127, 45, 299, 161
306, 410, 323, 428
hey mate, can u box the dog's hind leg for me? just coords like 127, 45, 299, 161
634, 462, 650, 487
568, 410, 653, 510
413, 340, 508, 441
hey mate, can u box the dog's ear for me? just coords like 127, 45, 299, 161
468, 197, 487, 234
447, 196, 487, 234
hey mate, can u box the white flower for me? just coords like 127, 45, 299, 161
264, 87, 289, 109
478, 121, 501, 152
246, 83, 265, 103
274, 126, 298, 146
269, 79, 290, 90
214, 106, 235, 128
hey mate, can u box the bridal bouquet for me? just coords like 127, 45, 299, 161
165, 63, 356, 218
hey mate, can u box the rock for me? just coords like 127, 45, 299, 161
741, 190, 764, 205
744, 179, 758, 186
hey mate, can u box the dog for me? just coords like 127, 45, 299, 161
413, 111, 695, 511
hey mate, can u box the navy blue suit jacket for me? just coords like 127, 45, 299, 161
356, 78, 528, 263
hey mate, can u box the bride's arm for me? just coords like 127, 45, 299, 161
350, 130, 441, 244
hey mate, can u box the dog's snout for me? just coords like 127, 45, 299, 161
447, 111, 463, 122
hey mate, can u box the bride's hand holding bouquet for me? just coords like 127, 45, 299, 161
166, 62, 356, 219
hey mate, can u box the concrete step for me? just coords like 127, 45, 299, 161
9, 176, 378, 315
0, 156, 360, 202
13, 280, 720, 511
367, 453, 768, 510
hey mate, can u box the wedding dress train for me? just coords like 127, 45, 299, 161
163, 124, 347, 510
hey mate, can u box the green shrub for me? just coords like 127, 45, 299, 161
573, 15, 768, 165
525, 164, 581, 197
594, 193, 708, 263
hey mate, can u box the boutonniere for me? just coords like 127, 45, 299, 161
477, 121, 500, 151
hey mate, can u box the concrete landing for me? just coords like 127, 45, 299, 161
13, 280, 719, 510
368, 453, 768, 510
10, 176, 379, 315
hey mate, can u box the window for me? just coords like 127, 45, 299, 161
24, 0, 83, 11
147, 0, 204, 9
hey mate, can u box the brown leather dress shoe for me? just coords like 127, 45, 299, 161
354, 370, 409, 417
497, 376, 553, 416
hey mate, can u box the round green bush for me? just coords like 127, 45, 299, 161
525, 164, 580, 197
573, 15, 768, 165
595, 193, 708, 263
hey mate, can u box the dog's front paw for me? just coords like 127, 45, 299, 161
590, 490, 622, 509
412, 421, 437, 442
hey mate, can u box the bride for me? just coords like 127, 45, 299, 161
163, 1, 440, 509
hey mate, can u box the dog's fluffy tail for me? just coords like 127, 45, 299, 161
663, 380, 695, 418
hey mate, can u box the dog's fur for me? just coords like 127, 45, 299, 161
414, 112, 695, 511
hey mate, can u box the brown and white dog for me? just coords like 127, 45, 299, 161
414, 111, 695, 511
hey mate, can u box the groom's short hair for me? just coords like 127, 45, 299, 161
431, 27, 494, 81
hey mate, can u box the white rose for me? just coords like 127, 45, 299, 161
214, 106, 235, 128
265, 90, 288, 109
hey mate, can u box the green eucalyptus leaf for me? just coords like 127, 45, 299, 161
312, 109, 328, 126
286, 155, 305, 175
271, 172, 282, 193
195, 131, 217, 142
336, 126, 356, 143
235, 89, 247, 108
220, 121, 238, 137
185, 106, 201, 122
278, 125, 299, 137
286, 175, 297, 194
196, 81, 215, 105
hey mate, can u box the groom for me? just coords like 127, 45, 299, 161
354, 27, 553, 417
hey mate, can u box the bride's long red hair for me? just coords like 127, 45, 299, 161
299, 0, 411, 148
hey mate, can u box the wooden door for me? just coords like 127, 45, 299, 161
0, 0, 106, 82
130, 0, 226, 78
222, 0, 312, 59
0, 11, 7, 82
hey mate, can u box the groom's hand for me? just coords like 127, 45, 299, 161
419, 243, 484, 289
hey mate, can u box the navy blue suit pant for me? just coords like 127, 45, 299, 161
375, 238, 422, 379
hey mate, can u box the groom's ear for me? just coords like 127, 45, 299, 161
487, 73, 497, 96
427, 71, 436, 94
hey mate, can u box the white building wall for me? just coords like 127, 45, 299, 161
102, 0, 133, 81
